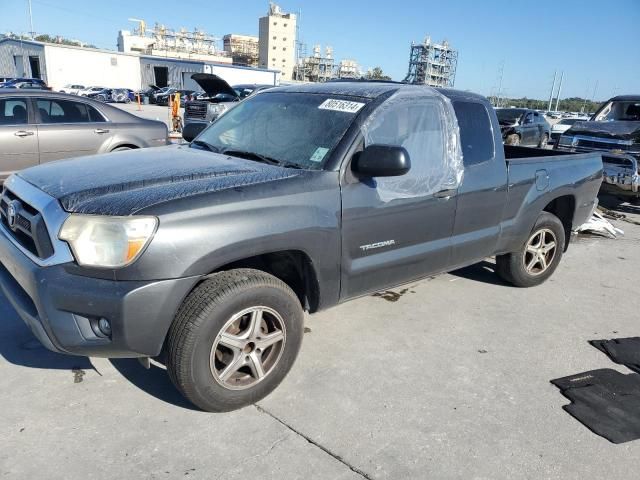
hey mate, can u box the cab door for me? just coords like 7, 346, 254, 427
0, 96, 39, 181
340, 96, 459, 299
521, 112, 536, 145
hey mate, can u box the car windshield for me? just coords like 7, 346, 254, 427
593, 101, 640, 122
496, 109, 524, 124
194, 92, 367, 170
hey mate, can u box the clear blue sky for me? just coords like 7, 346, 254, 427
3, 0, 639, 100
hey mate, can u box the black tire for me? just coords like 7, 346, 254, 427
506, 133, 520, 146
496, 211, 565, 287
166, 269, 304, 412
538, 133, 549, 148
111, 146, 133, 152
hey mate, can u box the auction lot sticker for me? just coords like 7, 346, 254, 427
318, 99, 366, 113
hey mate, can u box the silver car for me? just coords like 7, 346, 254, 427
0, 90, 168, 181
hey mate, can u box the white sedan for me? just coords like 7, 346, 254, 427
59, 84, 85, 95
77, 86, 106, 97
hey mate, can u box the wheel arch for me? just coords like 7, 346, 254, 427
542, 195, 576, 251
201, 250, 321, 313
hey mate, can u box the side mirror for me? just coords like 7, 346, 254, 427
352, 144, 411, 177
182, 122, 208, 142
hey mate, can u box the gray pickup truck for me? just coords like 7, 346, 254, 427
0, 82, 602, 412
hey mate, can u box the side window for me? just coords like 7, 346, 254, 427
0, 98, 28, 125
452, 101, 495, 166
523, 113, 534, 124
87, 105, 106, 122
36, 99, 94, 124
363, 97, 452, 200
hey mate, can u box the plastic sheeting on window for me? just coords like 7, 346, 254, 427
361, 86, 464, 202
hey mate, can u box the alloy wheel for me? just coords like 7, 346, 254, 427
210, 306, 286, 390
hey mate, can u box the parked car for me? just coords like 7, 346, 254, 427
149, 86, 173, 104
0, 78, 50, 90
0, 82, 603, 412
110, 89, 131, 103
78, 86, 106, 97
155, 89, 194, 106
555, 95, 640, 203
550, 117, 589, 142
59, 84, 85, 95
0, 89, 168, 181
184, 73, 273, 136
86, 88, 113, 102
496, 108, 551, 147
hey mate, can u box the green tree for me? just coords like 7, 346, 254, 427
366, 67, 392, 81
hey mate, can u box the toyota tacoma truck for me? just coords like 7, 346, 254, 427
555, 95, 640, 203
0, 82, 603, 412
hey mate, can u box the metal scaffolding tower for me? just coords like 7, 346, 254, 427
403, 36, 458, 87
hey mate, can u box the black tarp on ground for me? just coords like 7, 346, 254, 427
590, 337, 640, 374
551, 368, 640, 444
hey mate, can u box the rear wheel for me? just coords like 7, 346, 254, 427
496, 211, 565, 287
538, 133, 549, 148
166, 269, 304, 412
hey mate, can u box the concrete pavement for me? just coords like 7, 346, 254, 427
1, 205, 639, 479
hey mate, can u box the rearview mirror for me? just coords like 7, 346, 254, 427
352, 145, 411, 177
182, 122, 208, 143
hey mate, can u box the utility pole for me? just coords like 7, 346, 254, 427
27, 0, 35, 39
547, 70, 557, 112
554, 71, 564, 112
590, 80, 599, 102
495, 60, 505, 108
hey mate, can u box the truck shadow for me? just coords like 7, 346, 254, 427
109, 359, 201, 411
448, 260, 511, 287
0, 299, 92, 371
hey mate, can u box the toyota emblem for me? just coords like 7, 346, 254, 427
7, 201, 18, 230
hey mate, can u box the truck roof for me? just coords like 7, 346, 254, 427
609, 95, 640, 102
273, 81, 488, 103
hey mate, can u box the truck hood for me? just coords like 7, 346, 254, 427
566, 121, 640, 142
17, 146, 300, 216
190, 73, 238, 98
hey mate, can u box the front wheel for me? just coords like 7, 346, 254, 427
166, 269, 304, 412
496, 211, 565, 287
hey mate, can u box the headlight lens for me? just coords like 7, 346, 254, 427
59, 215, 157, 268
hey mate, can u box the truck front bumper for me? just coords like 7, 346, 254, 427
0, 229, 200, 358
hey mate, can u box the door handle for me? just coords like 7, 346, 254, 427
434, 188, 457, 199
94, 128, 110, 134
14, 130, 34, 137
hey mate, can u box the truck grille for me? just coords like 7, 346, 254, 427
185, 102, 208, 120
0, 188, 54, 259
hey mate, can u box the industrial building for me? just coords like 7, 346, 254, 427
337, 59, 361, 79
117, 20, 230, 64
258, 3, 297, 80
403, 36, 458, 87
223, 34, 259, 67
0, 37, 279, 91
295, 45, 334, 82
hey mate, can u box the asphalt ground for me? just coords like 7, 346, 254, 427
1, 200, 639, 479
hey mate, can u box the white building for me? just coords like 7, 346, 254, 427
0, 38, 279, 91
258, 3, 296, 81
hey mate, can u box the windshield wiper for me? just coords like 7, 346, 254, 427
190, 140, 220, 153
221, 149, 284, 167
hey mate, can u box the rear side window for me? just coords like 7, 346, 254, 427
36, 99, 105, 123
452, 101, 495, 166
0, 98, 28, 125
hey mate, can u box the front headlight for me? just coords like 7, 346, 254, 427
59, 215, 157, 268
